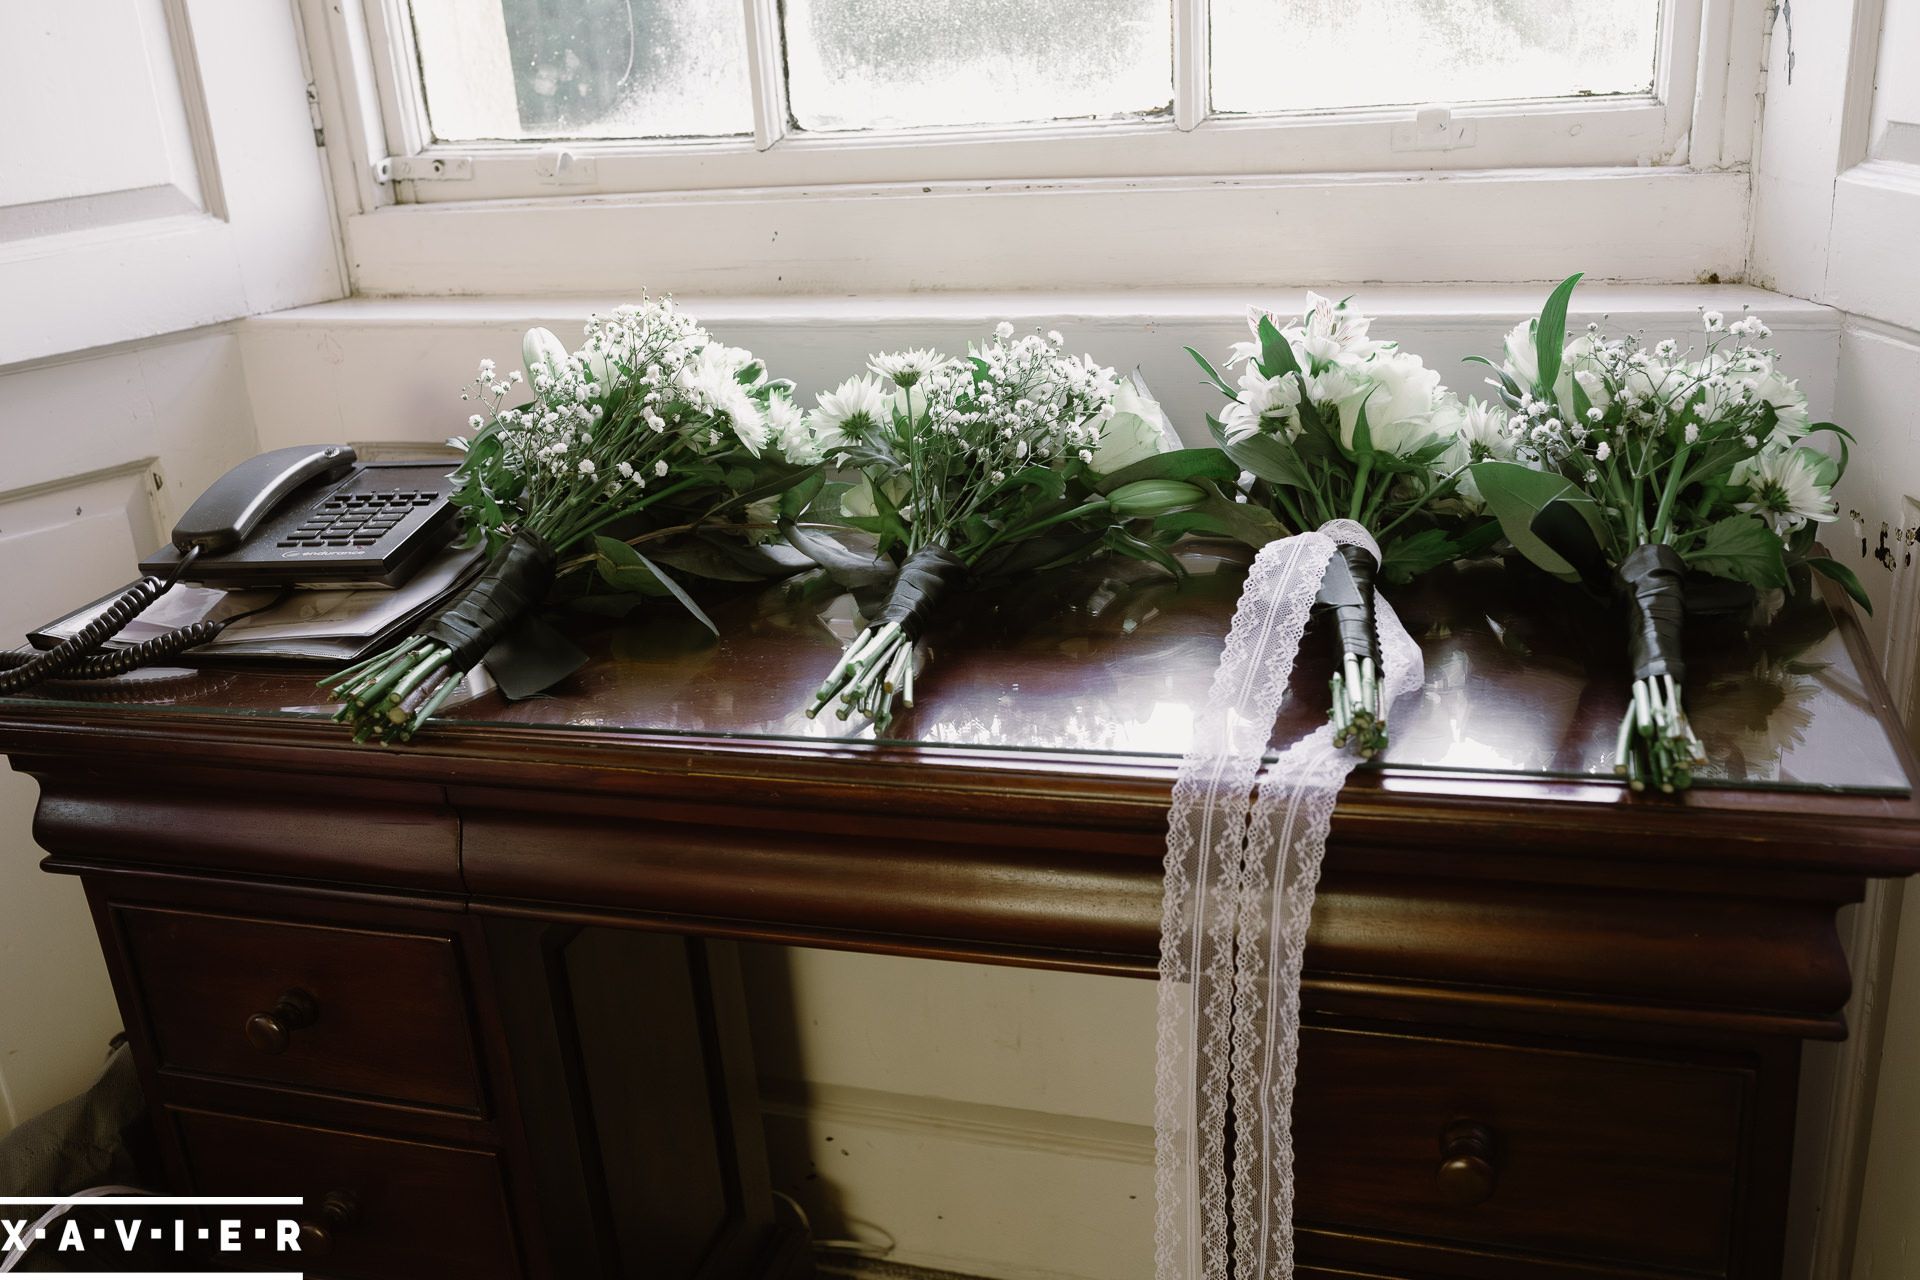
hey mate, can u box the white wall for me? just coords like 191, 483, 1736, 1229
1749, 0, 1920, 1273
0, 0, 339, 1135
0, 329, 262, 1133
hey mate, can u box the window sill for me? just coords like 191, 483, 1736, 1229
339, 166, 1751, 297
238, 283, 1836, 454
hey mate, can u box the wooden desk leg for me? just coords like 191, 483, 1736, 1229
484, 919, 812, 1280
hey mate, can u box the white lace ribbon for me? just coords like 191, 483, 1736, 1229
1153, 520, 1424, 1280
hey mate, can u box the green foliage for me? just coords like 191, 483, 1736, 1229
1802, 555, 1873, 613
1684, 515, 1788, 588
592, 535, 718, 634
1093, 447, 1239, 494
1469, 461, 1608, 583
1532, 272, 1583, 399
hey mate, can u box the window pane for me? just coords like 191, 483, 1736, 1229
409, 0, 752, 141
784, 0, 1172, 132
1210, 0, 1660, 115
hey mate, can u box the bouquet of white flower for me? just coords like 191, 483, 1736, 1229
790, 323, 1209, 729
1468, 273, 1866, 792
321, 297, 824, 743
1190, 295, 1494, 756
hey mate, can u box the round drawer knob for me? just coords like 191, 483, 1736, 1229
245, 988, 318, 1055
297, 1190, 358, 1258
1436, 1119, 1498, 1207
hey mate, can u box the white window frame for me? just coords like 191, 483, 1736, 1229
356, 0, 1716, 198
300, 0, 1766, 293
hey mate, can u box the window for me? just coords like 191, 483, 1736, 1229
320, 0, 1752, 294
370, 0, 1695, 199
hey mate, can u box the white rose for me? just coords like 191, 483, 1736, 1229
1504, 320, 1590, 409
1337, 351, 1444, 456
841, 472, 911, 519
1500, 318, 1541, 391
1091, 377, 1175, 474
522, 326, 571, 381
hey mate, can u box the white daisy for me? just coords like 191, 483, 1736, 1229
809, 375, 893, 446
868, 348, 948, 389
1733, 447, 1839, 534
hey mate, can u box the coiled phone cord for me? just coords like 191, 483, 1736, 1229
0, 549, 233, 695
0, 616, 229, 683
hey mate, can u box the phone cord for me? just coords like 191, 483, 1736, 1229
0, 548, 203, 696
0, 618, 229, 682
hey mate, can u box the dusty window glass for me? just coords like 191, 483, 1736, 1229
410, 0, 752, 141
1209, 0, 1661, 115
782, 0, 1174, 133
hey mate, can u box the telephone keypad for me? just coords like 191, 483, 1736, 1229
277, 490, 430, 551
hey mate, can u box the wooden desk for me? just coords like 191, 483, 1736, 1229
3, 548, 1917, 1280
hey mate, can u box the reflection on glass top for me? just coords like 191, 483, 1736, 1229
3, 548, 1909, 796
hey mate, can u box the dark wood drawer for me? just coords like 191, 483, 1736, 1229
115, 905, 485, 1112
1295, 1026, 1744, 1275
169, 1107, 521, 1280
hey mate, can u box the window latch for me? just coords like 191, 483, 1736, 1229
1391, 106, 1476, 153
534, 148, 597, 185
372, 156, 474, 184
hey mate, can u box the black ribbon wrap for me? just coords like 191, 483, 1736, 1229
1314, 542, 1382, 669
424, 528, 558, 670
874, 545, 969, 642
1615, 541, 1688, 682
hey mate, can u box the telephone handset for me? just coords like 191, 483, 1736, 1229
1, 446, 460, 695
169, 444, 356, 553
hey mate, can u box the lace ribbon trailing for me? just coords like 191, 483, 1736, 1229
1153, 520, 1424, 1280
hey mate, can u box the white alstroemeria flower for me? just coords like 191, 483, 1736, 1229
869, 348, 948, 389
1336, 350, 1445, 456
522, 326, 572, 383
809, 375, 893, 447
1289, 292, 1384, 367
1089, 377, 1174, 474
1733, 447, 1839, 534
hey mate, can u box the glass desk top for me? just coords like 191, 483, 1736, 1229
3, 548, 1909, 796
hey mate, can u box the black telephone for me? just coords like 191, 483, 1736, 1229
139, 445, 460, 589
1, 446, 460, 694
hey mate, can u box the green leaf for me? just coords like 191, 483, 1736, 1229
1533, 272, 1583, 398
1256, 315, 1303, 381
777, 518, 893, 587
1214, 425, 1309, 490
1185, 345, 1237, 398
1104, 527, 1184, 577
593, 535, 668, 595
1463, 354, 1524, 404
1683, 514, 1788, 588
1803, 555, 1873, 614
1155, 485, 1287, 548
779, 470, 826, 521
1469, 461, 1604, 582
648, 535, 813, 582
1379, 528, 1463, 584
1096, 446, 1239, 494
